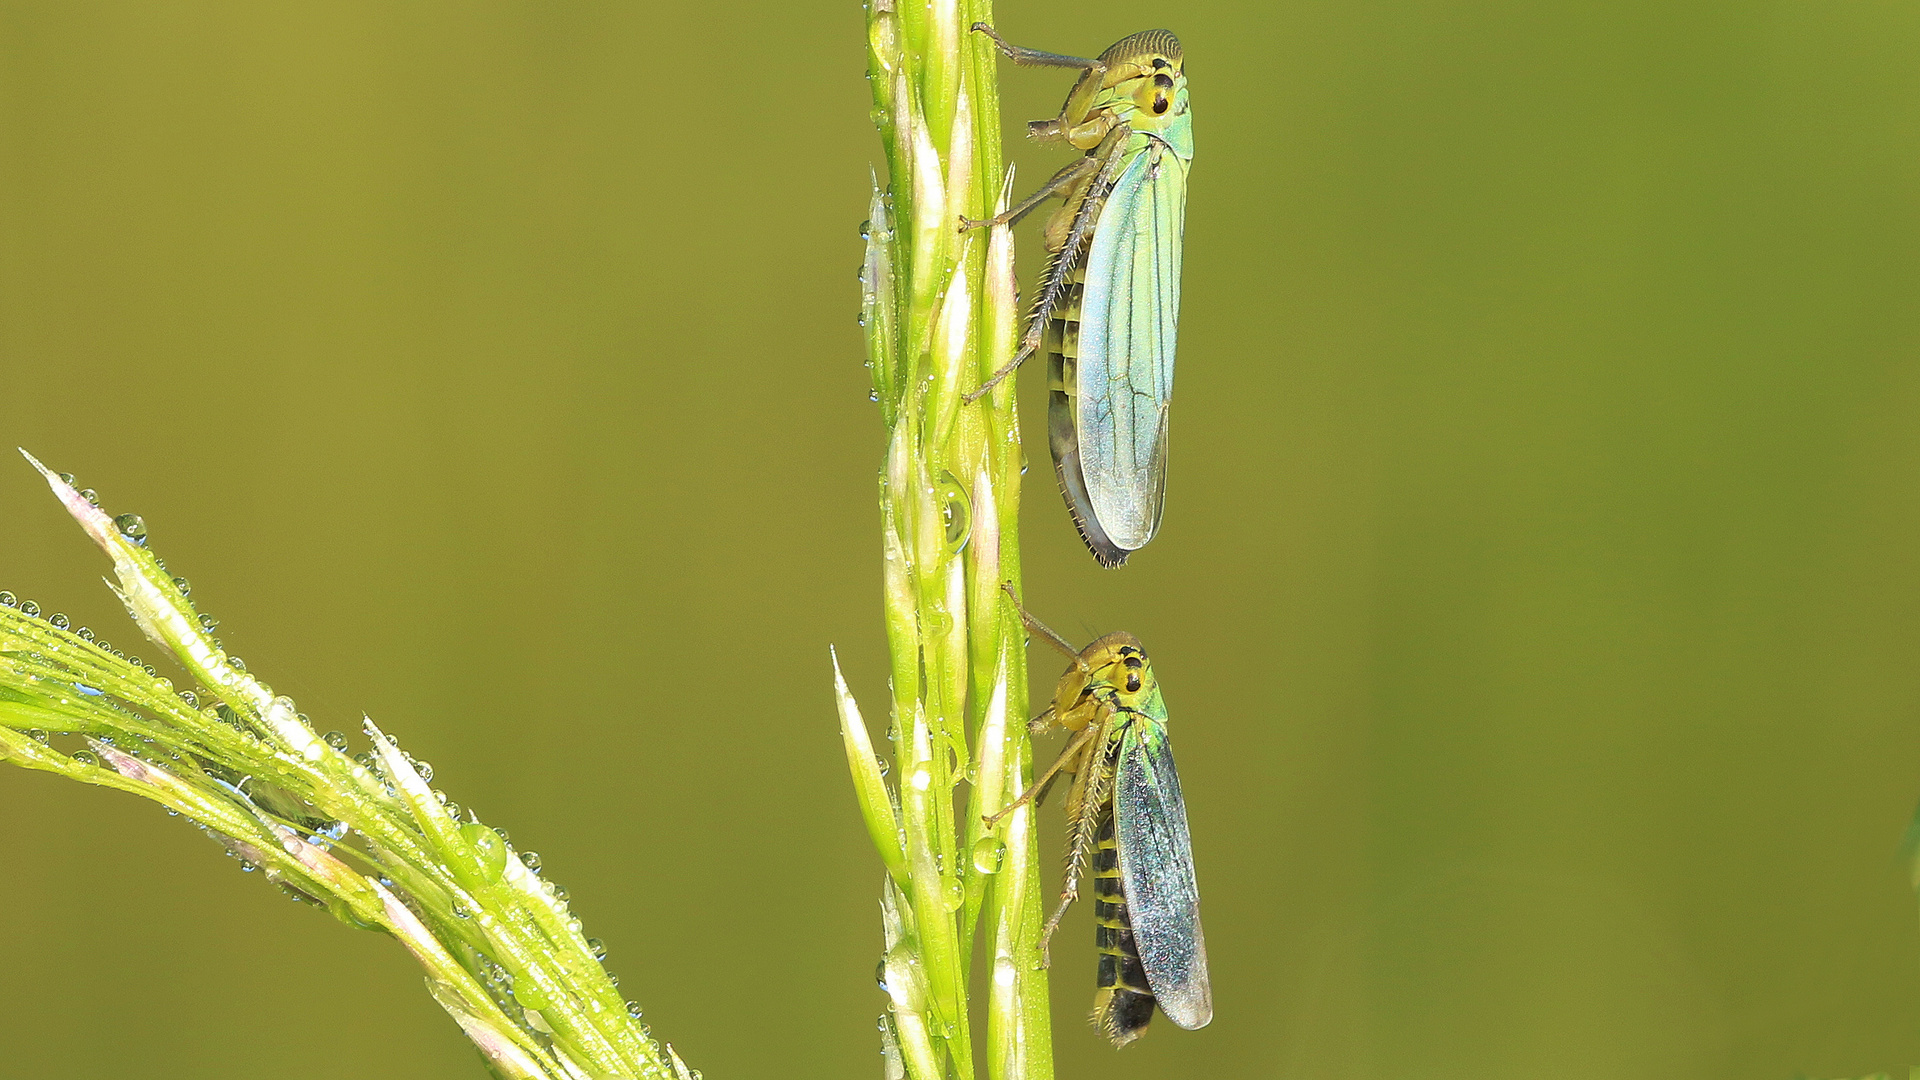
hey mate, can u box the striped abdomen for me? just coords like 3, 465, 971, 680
1046, 255, 1129, 567
1091, 809, 1155, 1045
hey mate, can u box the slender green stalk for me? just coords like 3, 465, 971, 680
0, 451, 690, 1080
839, 2, 1053, 1077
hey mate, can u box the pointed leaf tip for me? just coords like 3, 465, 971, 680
834, 649, 908, 885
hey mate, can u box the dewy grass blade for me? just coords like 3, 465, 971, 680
0, 451, 682, 1080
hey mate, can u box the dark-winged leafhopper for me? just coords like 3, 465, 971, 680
987, 590, 1211, 1045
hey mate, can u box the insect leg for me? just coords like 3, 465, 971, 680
960, 156, 1098, 232
983, 723, 1096, 828
1040, 741, 1115, 964
998, 582, 1089, 668
963, 131, 1132, 405
970, 23, 1103, 71
968, 25, 1111, 138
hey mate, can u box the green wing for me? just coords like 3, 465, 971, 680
1114, 717, 1211, 1029
1076, 137, 1188, 554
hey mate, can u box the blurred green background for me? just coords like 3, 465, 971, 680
4, 1, 1920, 1077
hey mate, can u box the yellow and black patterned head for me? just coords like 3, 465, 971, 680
1094, 30, 1187, 133
1049, 632, 1159, 728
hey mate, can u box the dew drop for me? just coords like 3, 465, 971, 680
970, 835, 1006, 874
513, 979, 551, 1010
875, 958, 890, 993
874, 752, 890, 777
860, 219, 873, 239
171, 576, 191, 596
55, 472, 73, 485
941, 874, 964, 911
78, 488, 98, 506
72, 750, 98, 767
552, 884, 568, 902
77, 627, 94, 641
48, 613, 69, 629
0, 592, 14, 607
28, 729, 48, 744
228, 656, 246, 672
924, 606, 952, 636
936, 472, 972, 554
460, 822, 509, 884
521, 850, 543, 871
415, 760, 434, 782
857, 310, 868, 327
626, 1000, 644, 1020
113, 514, 147, 545
197, 613, 218, 631
323, 730, 348, 751
588, 937, 608, 960
178, 689, 198, 706
20, 600, 40, 618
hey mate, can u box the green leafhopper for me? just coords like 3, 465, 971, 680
987, 590, 1211, 1046
964, 26, 1193, 568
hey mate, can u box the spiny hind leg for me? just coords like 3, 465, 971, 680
1038, 751, 1114, 966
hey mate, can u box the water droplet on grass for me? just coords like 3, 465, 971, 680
937, 473, 972, 553
970, 836, 1005, 874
